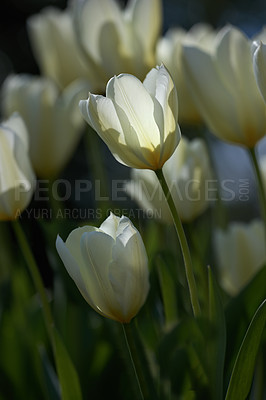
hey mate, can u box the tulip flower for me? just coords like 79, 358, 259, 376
156, 23, 216, 125
74, 0, 162, 87
56, 213, 149, 323
252, 41, 266, 103
125, 137, 212, 222
183, 25, 266, 148
2, 75, 89, 178
0, 114, 35, 220
79, 64, 181, 170
214, 220, 266, 296
27, 6, 95, 90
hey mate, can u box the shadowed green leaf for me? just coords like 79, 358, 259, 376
225, 299, 266, 400
207, 266, 226, 400
156, 254, 178, 327
225, 264, 266, 380
53, 329, 83, 400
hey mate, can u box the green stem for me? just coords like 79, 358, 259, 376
85, 128, 111, 218
249, 147, 266, 242
12, 220, 54, 346
48, 178, 64, 220
155, 169, 201, 317
122, 323, 146, 400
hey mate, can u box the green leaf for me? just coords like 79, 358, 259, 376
53, 329, 83, 400
39, 346, 60, 400
207, 266, 226, 400
225, 299, 266, 400
156, 253, 178, 327
225, 264, 266, 379
158, 317, 211, 397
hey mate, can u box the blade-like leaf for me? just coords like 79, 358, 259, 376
225, 299, 266, 400
156, 254, 178, 327
53, 329, 83, 400
39, 346, 61, 400
207, 266, 226, 400
225, 264, 266, 379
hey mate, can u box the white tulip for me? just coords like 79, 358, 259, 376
125, 137, 212, 222
156, 23, 216, 125
27, 6, 95, 90
183, 25, 266, 148
56, 213, 150, 323
74, 0, 162, 86
79, 64, 181, 170
0, 114, 35, 220
214, 220, 266, 296
2, 75, 89, 178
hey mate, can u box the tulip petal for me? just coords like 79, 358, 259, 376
108, 74, 160, 149
0, 124, 29, 194
109, 226, 149, 321
183, 45, 241, 143
77, 0, 123, 63
82, 93, 156, 168
130, 0, 162, 65
216, 27, 265, 145
80, 231, 122, 320
253, 41, 266, 103
28, 8, 90, 89
144, 65, 180, 165
56, 234, 90, 301
56, 228, 109, 317
99, 212, 120, 238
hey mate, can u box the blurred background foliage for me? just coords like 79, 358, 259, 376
0, 1, 265, 399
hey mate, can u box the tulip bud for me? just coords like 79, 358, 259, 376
214, 220, 266, 296
252, 41, 266, 103
125, 137, 212, 222
56, 213, 150, 323
2, 75, 89, 178
156, 23, 216, 125
183, 26, 266, 148
79, 64, 181, 170
0, 114, 35, 220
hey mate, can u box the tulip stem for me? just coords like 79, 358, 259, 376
85, 128, 111, 218
12, 220, 54, 344
249, 147, 266, 242
121, 323, 145, 400
155, 169, 201, 317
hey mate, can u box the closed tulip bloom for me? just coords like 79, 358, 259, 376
252, 41, 266, 103
56, 213, 149, 323
0, 114, 35, 220
183, 26, 266, 148
27, 7, 95, 90
156, 23, 216, 125
74, 0, 162, 86
2, 75, 89, 178
125, 137, 212, 222
214, 220, 266, 296
79, 64, 181, 170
